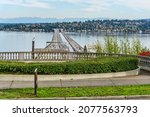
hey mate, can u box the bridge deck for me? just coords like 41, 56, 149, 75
51, 29, 63, 43
35, 29, 84, 52
36, 29, 69, 52
61, 32, 84, 52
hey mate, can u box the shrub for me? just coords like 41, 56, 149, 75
131, 38, 143, 55
94, 35, 148, 55
0, 57, 138, 75
94, 40, 104, 53
104, 35, 120, 54
120, 36, 131, 54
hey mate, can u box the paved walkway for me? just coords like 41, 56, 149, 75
0, 70, 149, 89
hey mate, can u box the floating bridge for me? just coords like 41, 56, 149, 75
35, 29, 84, 52
45, 29, 69, 52
61, 32, 84, 52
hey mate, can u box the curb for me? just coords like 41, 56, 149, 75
9, 95, 150, 100
0, 68, 140, 81
140, 66, 150, 72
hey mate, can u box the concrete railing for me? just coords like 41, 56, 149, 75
0, 51, 97, 61
0, 51, 150, 67
0, 52, 32, 60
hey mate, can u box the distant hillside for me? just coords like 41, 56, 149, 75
0, 17, 108, 23
146, 19, 150, 21
1, 19, 150, 34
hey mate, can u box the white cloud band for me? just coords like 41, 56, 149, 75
0, 0, 150, 11
0, 0, 50, 8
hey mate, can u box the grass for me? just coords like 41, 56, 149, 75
0, 85, 150, 99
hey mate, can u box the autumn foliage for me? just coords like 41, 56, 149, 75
139, 51, 150, 56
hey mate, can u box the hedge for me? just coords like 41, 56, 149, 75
0, 57, 138, 74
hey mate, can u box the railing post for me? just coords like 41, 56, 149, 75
32, 40, 35, 60
34, 68, 38, 95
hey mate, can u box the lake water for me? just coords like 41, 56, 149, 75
0, 31, 149, 52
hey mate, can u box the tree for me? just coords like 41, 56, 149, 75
94, 40, 103, 53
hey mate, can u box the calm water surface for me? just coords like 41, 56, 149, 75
0, 31, 149, 52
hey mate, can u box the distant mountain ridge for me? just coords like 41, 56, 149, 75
0, 17, 108, 23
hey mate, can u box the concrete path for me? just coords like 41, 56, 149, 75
0, 70, 149, 89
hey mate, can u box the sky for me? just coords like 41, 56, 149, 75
0, 0, 150, 19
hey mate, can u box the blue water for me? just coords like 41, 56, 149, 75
0, 31, 149, 52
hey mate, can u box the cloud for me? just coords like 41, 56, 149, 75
0, 0, 50, 8
0, 0, 150, 12
115, 0, 150, 11
82, 0, 112, 12
53, 0, 112, 12
53, 0, 150, 12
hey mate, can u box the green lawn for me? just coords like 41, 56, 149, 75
0, 85, 150, 99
